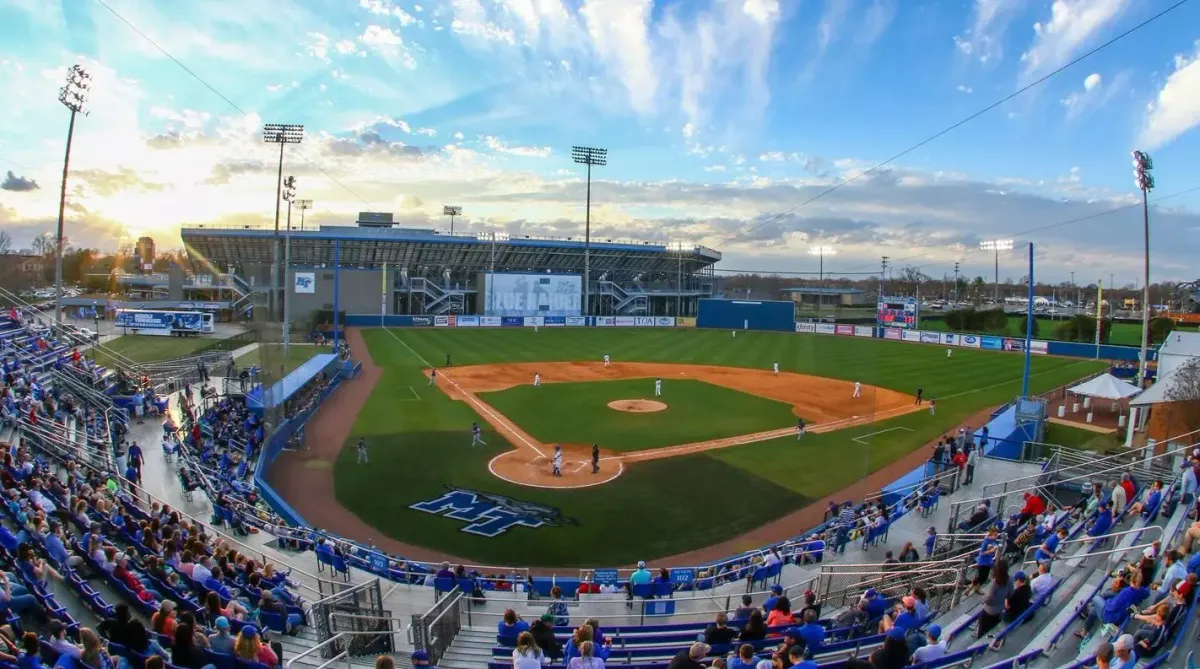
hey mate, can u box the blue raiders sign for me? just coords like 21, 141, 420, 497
410, 487, 576, 537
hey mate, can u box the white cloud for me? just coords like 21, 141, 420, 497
483, 135, 553, 158
359, 25, 417, 69
580, 0, 658, 114
703, 165, 726, 172
682, 122, 695, 139
453, 132, 465, 141
359, 0, 418, 25
334, 40, 359, 55
956, 85, 973, 94
954, 0, 1022, 64
416, 128, 437, 137
1138, 41, 1200, 149
304, 32, 332, 63
759, 152, 785, 162
1060, 70, 1126, 120
1084, 72, 1101, 91
451, 0, 517, 45
1020, 0, 1131, 81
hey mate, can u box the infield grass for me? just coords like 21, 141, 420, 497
480, 379, 798, 452
331, 327, 1106, 566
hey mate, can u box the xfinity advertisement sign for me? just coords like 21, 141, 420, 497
484, 273, 581, 318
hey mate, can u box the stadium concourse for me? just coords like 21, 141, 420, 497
5, 296, 1200, 669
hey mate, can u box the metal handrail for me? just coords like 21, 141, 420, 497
1020, 524, 1165, 566
863, 465, 960, 506
284, 633, 347, 669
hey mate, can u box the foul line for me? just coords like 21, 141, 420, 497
852, 427, 914, 444
383, 327, 547, 459
398, 386, 421, 401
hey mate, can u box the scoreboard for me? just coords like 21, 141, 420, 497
877, 296, 918, 329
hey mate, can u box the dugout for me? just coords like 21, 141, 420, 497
696, 298, 794, 332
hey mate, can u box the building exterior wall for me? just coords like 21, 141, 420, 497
286, 268, 391, 325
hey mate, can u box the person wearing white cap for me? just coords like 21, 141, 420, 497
1112, 634, 1137, 668
626, 561, 652, 605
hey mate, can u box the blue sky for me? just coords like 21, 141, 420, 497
0, 0, 1199, 283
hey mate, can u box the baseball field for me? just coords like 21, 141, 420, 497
299, 327, 1105, 567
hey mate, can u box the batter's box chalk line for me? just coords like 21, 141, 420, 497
851, 427, 914, 444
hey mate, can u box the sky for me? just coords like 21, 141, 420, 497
0, 0, 1199, 286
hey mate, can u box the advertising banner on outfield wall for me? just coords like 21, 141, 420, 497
796, 322, 816, 333
920, 332, 940, 344
884, 327, 902, 340
854, 326, 874, 337
981, 336, 1004, 350
942, 333, 959, 346
479, 316, 502, 327
815, 323, 836, 335
958, 334, 981, 348
501, 316, 524, 327
635, 317, 655, 327
902, 330, 922, 342
543, 316, 566, 326
524, 316, 544, 327
615, 316, 637, 327
835, 324, 854, 336
1002, 338, 1048, 354
655, 317, 676, 327
412, 316, 433, 326
595, 316, 615, 327
1032, 340, 1048, 354
565, 316, 587, 327
677, 317, 697, 328
456, 316, 479, 327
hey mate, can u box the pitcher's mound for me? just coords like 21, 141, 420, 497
608, 399, 667, 413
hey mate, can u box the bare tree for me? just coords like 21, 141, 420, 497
1166, 358, 1200, 434
30, 232, 54, 256
0, 230, 11, 255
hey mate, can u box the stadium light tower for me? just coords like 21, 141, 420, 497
281, 176, 297, 358
1133, 150, 1155, 388
263, 123, 304, 320
443, 206, 462, 235
808, 244, 836, 320
979, 239, 1013, 303
572, 145, 607, 316
54, 64, 91, 326
295, 199, 312, 231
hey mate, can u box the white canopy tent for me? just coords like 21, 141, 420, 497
1068, 373, 1142, 401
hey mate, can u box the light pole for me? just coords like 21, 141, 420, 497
953, 261, 960, 305
262, 123, 304, 321
572, 145, 607, 316
282, 176, 297, 358
1133, 150, 1155, 388
443, 206, 462, 235
54, 64, 91, 326
880, 256, 889, 298
295, 199, 312, 231
979, 239, 1013, 303
808, 245, 836, 320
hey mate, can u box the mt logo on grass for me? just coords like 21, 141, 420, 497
410, 487, 576, 537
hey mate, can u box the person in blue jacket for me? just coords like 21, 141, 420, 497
965, 526, 1001, 596
1089, 503, 1114, 544
1076, 572, 1149, 638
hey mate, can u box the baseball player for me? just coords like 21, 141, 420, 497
357, 438, 368, 464
929, 398, 937, 415
592, 444, 600, 474
654, 378, 663, 397
471, 422, 486, 447
915, 386, 924, 405
552, 445, 563, 477
428, 368, 438, 386
796, 418, 806, 441
772, 360, 779, 376
947, 348, 953, 358
603, 354, 610, 368
731, 330, 737, 338
445, 352, 452, 367
853, 381, 862, 398
533, 372, 542, 388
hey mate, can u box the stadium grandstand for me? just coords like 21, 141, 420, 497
181, 212, 722, 323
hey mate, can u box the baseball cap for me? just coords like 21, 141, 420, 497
241, 625, 258, 638
1144, 546, 1156, 559
927, 624, 942, 640
886, 627, 906, 640
902, 596, 915, 608
540, 613, 554, 623
1114, 634, 1134, 651
864, 588, 878, 598
785, 627, 804, 638
637, 560, 646, 569
771, 585, 783, 594
1014, 571, 1028, 581
215, 617, 229, 630
411, 650, 429, 662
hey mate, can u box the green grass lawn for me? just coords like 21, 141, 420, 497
234, 344, 323, 378
920, 316, 1146, 346
92, 335, 226, 366
1042, 422, 1124, 453
330, 327, 1106, 566
480, 379, 798, 452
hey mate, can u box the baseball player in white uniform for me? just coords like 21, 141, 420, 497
428, 368, 438, 386
796, 418, 806, 441
731, 330, 737, 338
853, 381, 861, 398
947, 348, 952, 358
654, 378, 663, 397
533, 372, 542, 388
533, 323, 539, 334
603, 354, 610, 368
772, 361, 779, 376
552, 445, 563, 476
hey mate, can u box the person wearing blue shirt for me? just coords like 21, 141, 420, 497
966, 527, 1001, 595
863, 589, 888, 620
1077, 575, 1149, 638
626, 560, 651, 602
762, 584, 783, 614
796, 609, 824, 655
1152, 550, 1186, 603
1089, 504, 1114, 540
924, 527, 937, 558
497, 609, 530, 643
1035, 527, 1068, 566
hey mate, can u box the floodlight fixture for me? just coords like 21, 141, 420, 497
262, 123, 304, 320
443, 205, 463, 235
980, 239, 1014, 302
571, 144, 608, 316
53, 64, 92, 325
295, 199, 312, 231
1132, 150, 1155, 388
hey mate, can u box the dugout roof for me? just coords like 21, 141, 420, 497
182, 225, 722, 275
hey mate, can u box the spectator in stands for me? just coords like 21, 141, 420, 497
530, 614, 560, 661
1002, 570, 1033, 625
1075, 572, 1149, 639
704, 612, 738, 646
233, 626, 277, 667
911, 624, 946, 663
564, 625, 609, 665
729, 644, 757, 669
1178, 518, 1200, 555
410, 650, 432, 668
150, 600, 178, 640
762, 584, 783, 613
836, 502, 855, 553
959, 503, 990, 532
499, 609, 530, 642
896, 542, 919, 563
965, 526, 1001, 596
795, 609, 823, 656
171, 623, 205, 669
1151, 550, 1186, 603
797, 590, 820, 621
627, 561, 652, 602
1088, 503, 1115, 541
1112, 633, 1137, 668
667, 642, 709, 669
46, 621, 82, 660
259, 590, 302, 632
869, 627, 909, 669
512, 631, 547, 669
1030, 562, 1056, 598
1035, 526, 1068, 568
208, 617, 235, 655
1128, 480, 1164, 518
1094, 641, 1114, 668
1131, 603, 1169, 654
1111, 478, 1128, 516
0, 569, 36, 615
975, 559, 1011, 639
766, 596, 795, 632
733, 595, 756, 621
739, 610, 768, 642
547, 586, 570, 626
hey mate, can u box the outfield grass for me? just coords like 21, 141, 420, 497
234, 344, 322, 378
480, 379, 798, 452
92, 335, 224, 366
333, 328, 1106, 565
920, 316, 1146, 346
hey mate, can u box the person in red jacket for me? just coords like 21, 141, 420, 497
952, 450, 968, 483
1017, 492, 1046, 525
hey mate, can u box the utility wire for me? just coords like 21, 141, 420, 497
723, 0, 1193, 246
92, 0, 370, 205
